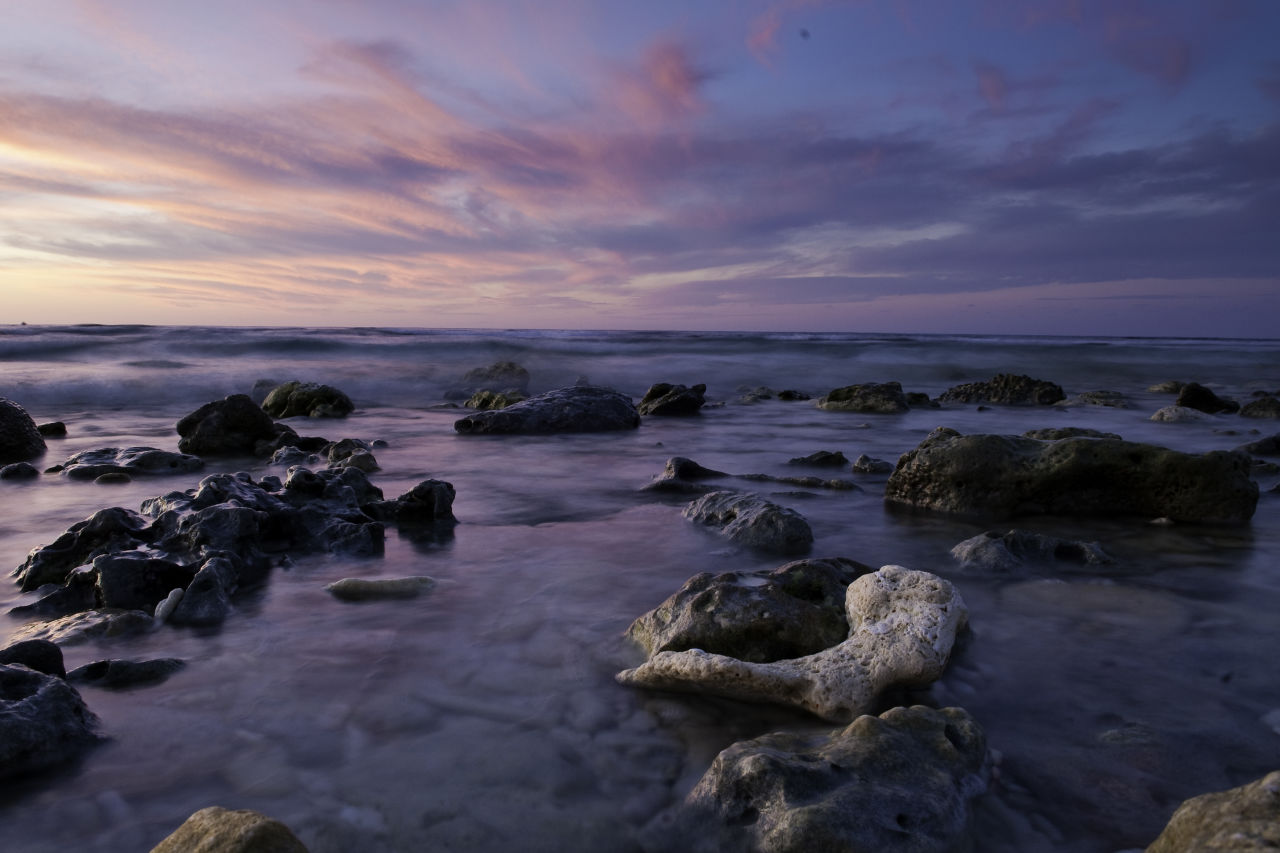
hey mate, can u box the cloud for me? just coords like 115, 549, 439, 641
973, 62, 1009, 112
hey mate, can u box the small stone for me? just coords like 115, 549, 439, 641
325, 576, 438, 601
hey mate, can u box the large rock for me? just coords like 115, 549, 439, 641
617, 565, 967, 722
938, 374, 1065, 406
1175, 382, 1239, 415
58, 447, 205, 481
453, 386, 640, 435
684, 705, 988, 853
817, 382, 910, 414
884, 428, 1258, 524
261, 381, 354, 418
0, 663, 101, 781
950, 530, 1112, 573
150, 806, 309, 853
176, 395, 278, 456
0, 397, 46, 464
1145, 771, 1280, 852
683, 491, 813, 556
638, 382, 707, 416
625, 557, 873, 663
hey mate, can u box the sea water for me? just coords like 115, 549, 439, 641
1, 326, 1278, 851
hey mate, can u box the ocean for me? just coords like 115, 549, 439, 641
2, 325, 1278, 852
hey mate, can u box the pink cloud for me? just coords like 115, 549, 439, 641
974, 62, 1009, 112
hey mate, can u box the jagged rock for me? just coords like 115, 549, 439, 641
817, 382, 909, 414
683, 705, 988, 853
1, 462, 39, 480
14, 506, 153, 592
67, 658, 185, 690
852, 454, 893, 474
325, 576, 438, 601
884, 428, 1258, 524
150, 807, 309, 853
453, 386, 640, 435
0, 640, 66, 678
789, 450, 849, 468
950, 530, 1112, 573
938, 374, 1065, 406
1146, 771, 1280, 852
59, 447, 204, 481
1175, 382, 1239, 414
625, 557, 873, 663
1023, 427, 1123, 441
1151, 405, 1209, 423
464, 389, 527, 410
0, 664, 101, 781
169, 557, 237, 627
617, 565, 967, 722
261, 381, 354, 418
638, 383, 707, 416
0, 397, 46, 464
683, 491, 813, 555
176, 395, 278, 456
1241, 396, 1280, 419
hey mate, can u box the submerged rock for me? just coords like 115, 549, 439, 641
1145, 771, 1280, 852
325, 576, 438, 601
453, 386, 640, 435
8, 610, 154, 645
1023, 427, 1123, 441
625, 557, 873, 663
683, 705, 988, 853
1241, 395, 1280, 419
817, 382, 909, 414
789, 450, 849, 468
1150, 405, 1209, 423
643, 457, 729, 494
950, 530, 1112, 573
617, 565, 967, 722
0, 664, 101, 781
638, 382, 707, 416
59, 447, 204, 481
884, 428, 1258, 524
1058, 390, 1129, 408
150, 807, 309, 853
1175, 382, 1239, 415
683, 491, 813, 555
176, 394, 278, 456
1, 462, 39, 480
1238, 433, 1280, 457
261, 381, 354, 418
67, 657, 185, 690
852, 454, 894, 474
938, 374, 1065, 406
0, 397, 46, 465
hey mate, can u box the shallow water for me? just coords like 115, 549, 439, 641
2, 326, 1279, 851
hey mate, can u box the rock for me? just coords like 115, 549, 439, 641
461, 361, 530, 394
638, 383, 707, 416
1145, 771, 1280, 852
10, 567, 100, 618
0, 397, 46, 464
153, 587, 183, 623
1175, 382, 1239, 414
14, 506, 154, 592
1059, 390, 1129, 408
67, 658, 185, 690
453, 386, 640, 435
884, 428, 1258, 524
777, 389, 810, 401
1149, 380, 1185, 394
464, 389, 527, 410
1239, 433, 1280, 457
789, 450, 849, 468
624, 557, 873, 663
817, 382, 909, 414
94, 472, 132, 484
59, 447, 204, 481
1023, 427, 1123, 440
176, 395, 278, 456
1, 462, 40, 480
950, 530, 1112, 573
37, 421, 67, 438
684, 705, 988, 853
330, 448, 379, 473
365, 479, 457, 526
150, 806, 309, 853
325, 576, 438, 601
168, 557, 235, 627
852, 454, 894, 474
644, 457, 728, 493
0, 664, 101, 781
1241, 395, 1280, 419
683, 491, 814, 555
0, 639, 66, 678
7, 610, 154, 645
617, 565, 967, 722
906, 391, 938, 408
938, 374, 1065, 406
261, 380, 354, 418
1150, 405, 1209, 423
94, 553, 196, 611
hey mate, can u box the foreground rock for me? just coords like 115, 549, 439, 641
885, 428, 1258, 524
938, 374, 1065, 406
0, 663, 101, 781
261, 381, 354, 418
618, 565, 967, 722
1145, 771, 1280, 852
0, 397, 46, 464
1175, 382, 1239, 414
150, 806, 309, 853
951, 530, 1112, 573
57, 447, 204, 481
638, 382, 707, 416
626, 557, 873, 663
683, 491, 813, 555
817, 381, 909, 414
682, 705, 988, 853
453, 386, 640, 435
176, 395, 279, 456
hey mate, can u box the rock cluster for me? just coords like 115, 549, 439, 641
0, 397, 46, 464
454, 386, 640, 435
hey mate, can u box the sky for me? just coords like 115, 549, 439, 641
1, 0, 1277, 336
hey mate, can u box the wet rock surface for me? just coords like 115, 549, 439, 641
1145, 771, 1280, 852
261, 381, 355, 419
0, 663, 101, 781
817, 381, 910, 413
58, 447, 205, 480
0, 639, 66, 678
638, 382, 707, 416
938, 374, 1065, 406
67, 657, 185, 690
176, 395, 279, 456
682, 491, 814, 555
0, 396, 46, 464
453, 386, 640, 435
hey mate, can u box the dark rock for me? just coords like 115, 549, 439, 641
739, 473, 859, 491
261, 381, 354, 418
1146, 771, 1280, 852
325, 576, 437, 601
625, 557, 872, 663
150, 806, 309, 853
1241, 395, 1280, 419
1150, 405, 1208, 423
683, 705, 988, 853
777, 389, 810, 401
851, 454, 894, 474
67, 658, 184, 690
938, 373, 1065, 406
453, 386, 640, 435
906, 391, 938, 408
1239, 433, 1280, 457
1, 462, 39, 480
461, 361, 530, 394
168, 557, 236, 627
885, 428, 1258, 524
59, 446, 204, 481
93, 472, 132, 484
788, 450, 849, 468
639, 383, 707, 416
683, 491, 813, 555
950, 529, 1112, 573
1175, 382, 1240, 414
0, 640, 66, 678
643, 456, 730, 494
0, 397, 46, 464
7, 610, 154, 645
10, 566, 100, 618
1023, 427, 1123, 441
37, 421, 67, 438
176, 394, 278, 456
1059, 390, 1129, 408
94, 553, 195, 612
1149, 380, 1185, 394
0, 664, 101, 781
365, 480, 457, 526
14, 506, 153, 592
464, 389, 527, 410
817, 382, 909, 414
